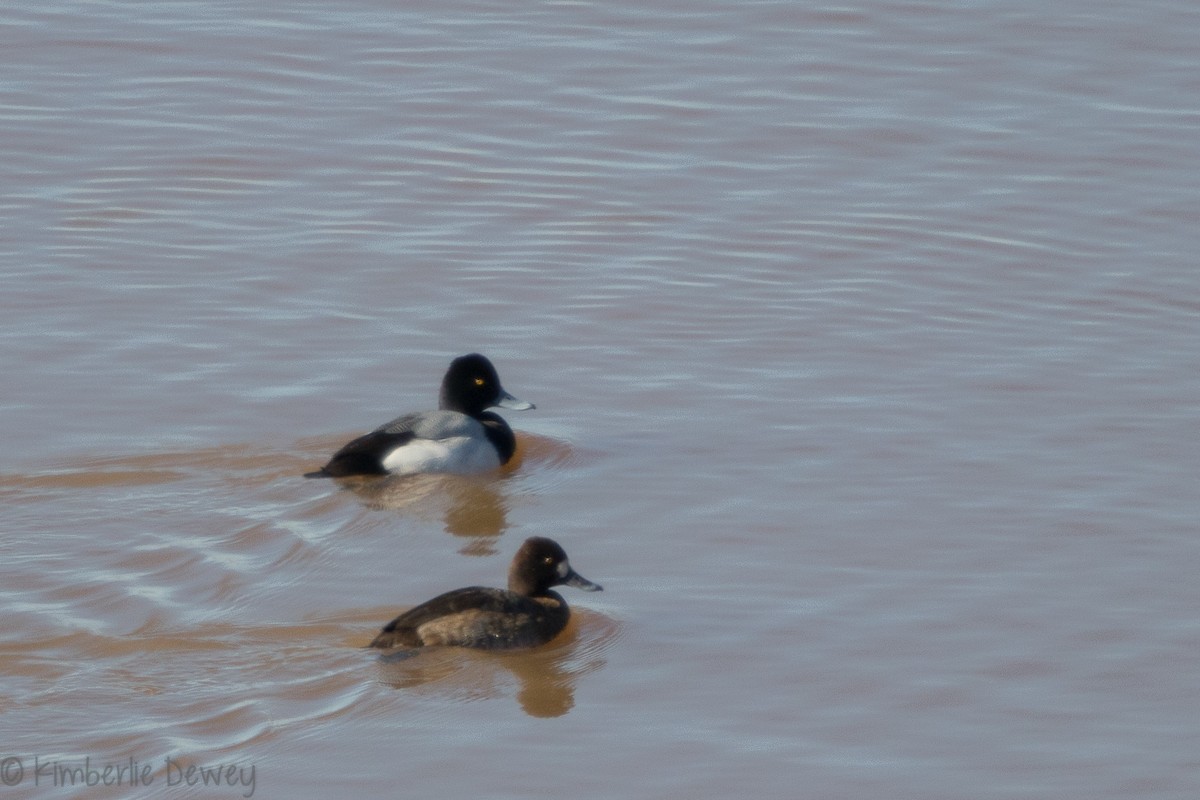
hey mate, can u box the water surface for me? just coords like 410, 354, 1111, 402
2, 1, 1199, 798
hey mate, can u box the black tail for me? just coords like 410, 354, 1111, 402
304, 432, 406, 478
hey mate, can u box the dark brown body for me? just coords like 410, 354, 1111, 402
369, 537, 602, 652
369, 587, 571, 649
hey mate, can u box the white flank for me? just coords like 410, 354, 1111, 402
380, 436, 501, 475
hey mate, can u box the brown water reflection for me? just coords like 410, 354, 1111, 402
310, 433, 577, 555
331, 473, 511, 554
374, 612, 618, 718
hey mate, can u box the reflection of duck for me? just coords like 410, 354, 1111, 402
370, 537, 601, 650
375, 610, 615, 718
305, 429, 582, 554
340, 473, 511, 551
305, 354, 534, 478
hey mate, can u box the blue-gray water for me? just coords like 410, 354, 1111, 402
2, 1, 1199, 798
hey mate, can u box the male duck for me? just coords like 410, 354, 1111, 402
306, 353, 534, 478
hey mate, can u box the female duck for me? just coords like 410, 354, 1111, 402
369, 537, 602, 650
306, 353, 534, 478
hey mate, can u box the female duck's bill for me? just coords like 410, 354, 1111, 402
369, 536, 602, 651
305, 353, 534, 478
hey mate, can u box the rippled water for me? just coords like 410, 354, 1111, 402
3, 1, 1199, 798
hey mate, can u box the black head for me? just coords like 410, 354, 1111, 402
508, 536, 603, 597
438, 353, 534, 417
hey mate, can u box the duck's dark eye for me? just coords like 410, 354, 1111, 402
543, 556, 554, 565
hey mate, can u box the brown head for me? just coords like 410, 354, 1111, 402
507, 537, 603, 597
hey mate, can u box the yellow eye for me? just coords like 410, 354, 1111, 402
474, 377, 486, 387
